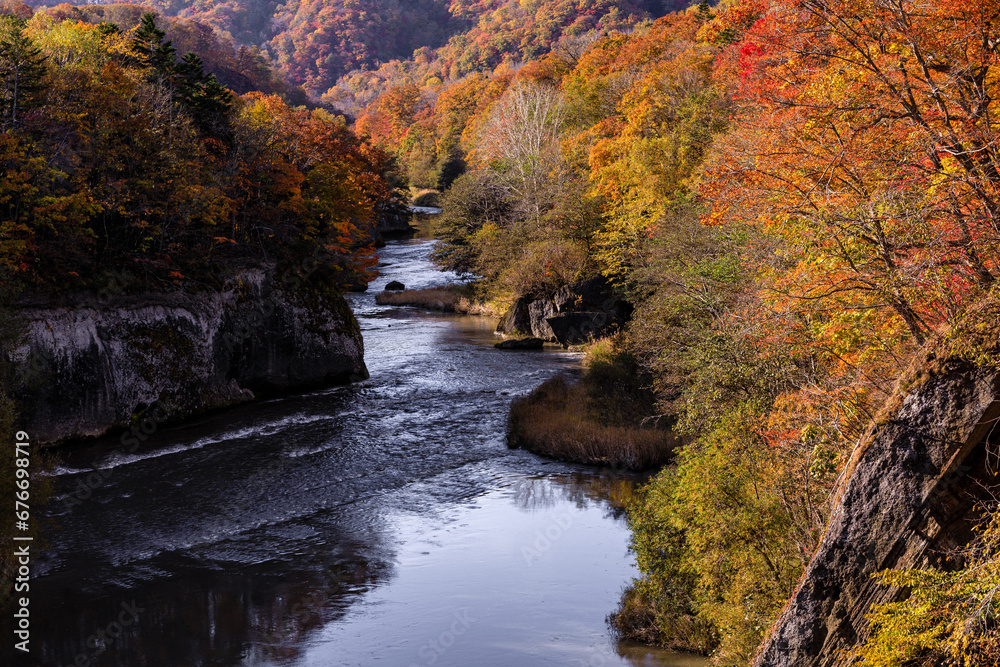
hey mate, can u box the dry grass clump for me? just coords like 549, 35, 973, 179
375, 285, 505, 316
507, 375, 676, 471
376, 288, 462, 311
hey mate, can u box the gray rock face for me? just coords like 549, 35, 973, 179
496, 296, 535, 338
376, 210, 415, 238
528, 300, 557, 340
547, 311, 614, 346
553, 276, 617, 312
12, 270, 368, 444
753, 360, 1000, 666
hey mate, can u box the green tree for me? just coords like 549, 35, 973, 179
0, 15, 45, 131
432, 169, 515, 275
175, 51, 233, 137
856, 510, 1000, 666
132, 12, 175, 75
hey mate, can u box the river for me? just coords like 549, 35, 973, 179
24, 239, 706, 667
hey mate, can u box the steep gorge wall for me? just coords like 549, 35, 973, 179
754, 357, 1000, 666
11, 270, 368, 444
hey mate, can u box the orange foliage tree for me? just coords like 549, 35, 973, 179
697, 0, 1000, 472
705, 0, 1000, 348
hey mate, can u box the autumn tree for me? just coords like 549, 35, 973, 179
0, 1, 31, 21
0, 12, 396, 292
705, 0, 1000, 348
557, 11, 728, 279
476, 79, 567, 223
355, 83, 422, 151
229, 93, 401, 285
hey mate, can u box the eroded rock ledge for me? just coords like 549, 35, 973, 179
753, 357, 1000, 666
11, 270, 368, 445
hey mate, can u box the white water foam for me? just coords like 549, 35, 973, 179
54, 413, 339, 473
44, 465, 92, 477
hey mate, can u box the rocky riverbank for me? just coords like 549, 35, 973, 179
10, 271, 367, 444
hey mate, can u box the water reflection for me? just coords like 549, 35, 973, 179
514, 469, 647, 522
617, 642, 710, 667
29, 524, 394, 666
286, 472, 685, 667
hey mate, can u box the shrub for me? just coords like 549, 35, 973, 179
608, 582, 718, 654
855, 508, 1000, 667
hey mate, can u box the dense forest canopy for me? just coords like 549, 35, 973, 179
0, 7, 407, 295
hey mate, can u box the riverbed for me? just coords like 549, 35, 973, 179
25, 239, 705, 667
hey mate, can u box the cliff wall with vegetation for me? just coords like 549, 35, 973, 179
12, 272, 367, 444
755, 350, 999, 665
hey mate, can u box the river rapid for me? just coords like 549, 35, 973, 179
24, 239, 706, 667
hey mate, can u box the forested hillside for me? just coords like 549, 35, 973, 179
15, 0, 691, 105
5, 0, 1000, 664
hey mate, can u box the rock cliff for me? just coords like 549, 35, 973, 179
753, 354, 1000, 666
11, 270, 368, 444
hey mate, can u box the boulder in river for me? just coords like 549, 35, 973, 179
495, 276, 631, 345
494, 338, 545, 350
345, 274, 369, 292
377, 209, 416, 237
528, 299, 557, 341
496, 296, 535, 337
385, 280, 405, 291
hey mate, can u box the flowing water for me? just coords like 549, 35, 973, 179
21, 240, 707, 667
